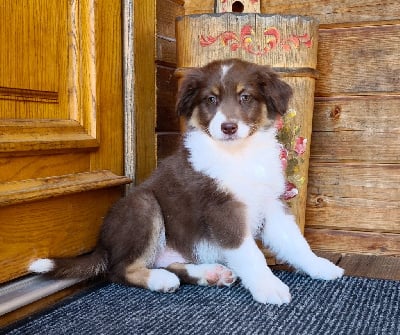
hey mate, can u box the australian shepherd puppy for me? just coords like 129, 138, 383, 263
30, 59, 343, 305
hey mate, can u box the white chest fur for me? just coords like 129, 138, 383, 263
184, 129, 286, 234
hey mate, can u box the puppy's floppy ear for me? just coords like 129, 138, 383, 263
257, 67, 293, 118
175, 68, 203, 118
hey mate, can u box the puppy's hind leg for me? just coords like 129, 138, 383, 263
123, 262, 180, 293
105, 189, 180, 293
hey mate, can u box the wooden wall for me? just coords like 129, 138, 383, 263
156, 0, 400, 256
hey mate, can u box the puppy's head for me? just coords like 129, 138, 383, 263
176, 59, 292, 141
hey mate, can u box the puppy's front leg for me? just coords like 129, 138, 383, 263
223, 236, 291, 305
262, 202, 344, 280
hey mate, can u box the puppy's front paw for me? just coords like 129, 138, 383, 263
250, 276, 291, 305
306, 257, 344, 280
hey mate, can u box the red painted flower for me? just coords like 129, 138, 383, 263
274, 114, 284, 131
282, 182, 298, 200
279, 146, 288, 171
294, 137, 307, 155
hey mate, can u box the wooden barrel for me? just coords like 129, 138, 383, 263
176, 12, 319, 233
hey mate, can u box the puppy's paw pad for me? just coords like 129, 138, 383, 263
307, 257, 344, 280
251, 277, 291, 305
205, 264, 237, 287
188, 264, 237, 287
148, 269, 180, 293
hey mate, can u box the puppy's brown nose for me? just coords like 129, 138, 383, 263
221, 122, 238, 135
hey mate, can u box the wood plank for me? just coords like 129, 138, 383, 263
184, 1, 400, 26
0, 153, 89, 183
310, 131, 399, 162
156, 65, 180, 132
0, 171, 131, 207
0, 0, 62, 92
134, 0, 157, 183
306, 163, 400, 233
89, 0, 124, 175
156, 0, 184, 39
313, 96, 400, 133
0, 120, 98, 155
305, 228, 400, 256
157, 37, 178, 65
183, 0, 214, 15
316, 24, 400, 96
157, 132, 181, 160
338, 254, 400, 280
259, 0, 400, 26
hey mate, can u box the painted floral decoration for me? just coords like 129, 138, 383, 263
275, 109, 307, 201
200, 25, 313, 56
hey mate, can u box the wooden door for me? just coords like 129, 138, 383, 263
0, 0, 130, 284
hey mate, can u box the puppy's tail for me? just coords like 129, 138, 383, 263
28, 246, 108, 279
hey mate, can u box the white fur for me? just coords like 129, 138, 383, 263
154, 247, 187, 268
261, 203, 344, 280
184, 126, 343, 304
194, 240, 223, 264
208, 110, 250, 141
147, 269, 180, 293
29, 259, 55, 273
223, 237, 291, 305
185, 127, 284, 235
221, 64, 232, 80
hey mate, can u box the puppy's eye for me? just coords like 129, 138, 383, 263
207, 95, 217, 105
240, 94, 252, 103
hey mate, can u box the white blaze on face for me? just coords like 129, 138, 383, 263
208, 110, 251, 140
221, 64, 232, 80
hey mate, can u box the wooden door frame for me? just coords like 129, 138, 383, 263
123, 0, 157, 185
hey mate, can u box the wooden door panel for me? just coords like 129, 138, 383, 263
0, 0, 68, 119
0, 188, 122, 283
0, 0, 129, 284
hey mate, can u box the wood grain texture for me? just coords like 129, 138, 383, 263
338, 254, 400, 280
134, 0, 157, 183
305, 228, 400, 256
0, 189, 122, 283
310, 131, 399, 162
0, 0, 62, 92
176, 14, 319, 68
156, 65, 180, 132
157, 0, 184, 39
0, 0, 69, 120
0, 153, 89, 183
183, 0, 400, 26
0, 0, 125, 286
316, 24, 400, 96
89, 0, 124, 174
306, 163, 400, 233
312, 96, 400, 133
0, 171, 131, 207
0, 120, 98, 155
260, 0, 400, 26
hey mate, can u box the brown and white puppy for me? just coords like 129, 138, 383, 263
29, 59, 343, 305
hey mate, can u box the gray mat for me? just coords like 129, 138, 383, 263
2, 271, 399, 335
